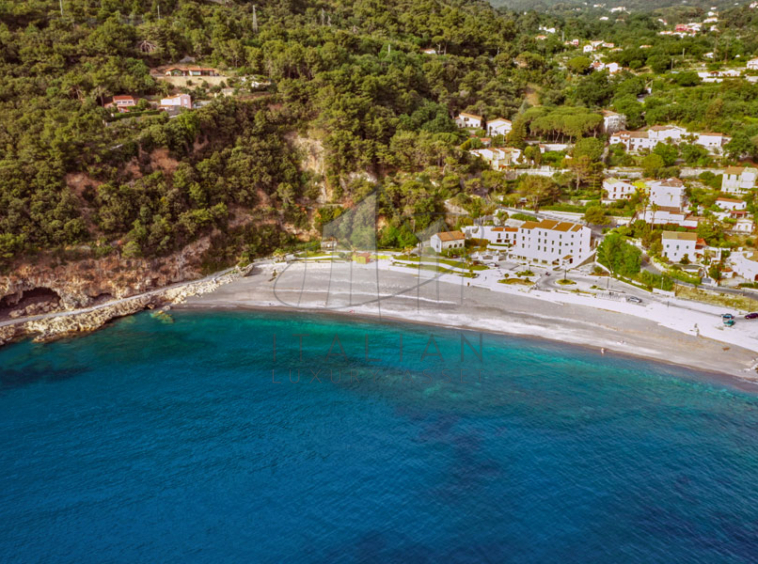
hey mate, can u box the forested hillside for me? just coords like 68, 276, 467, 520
0, 0, 536, 271
5, 0, 758, 277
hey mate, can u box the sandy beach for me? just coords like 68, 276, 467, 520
176, 260, 758, 388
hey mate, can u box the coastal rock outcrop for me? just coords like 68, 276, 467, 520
0, 237, 213, 319
1, 265, 252, 346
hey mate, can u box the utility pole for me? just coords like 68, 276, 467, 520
253, 5, 258, 33
157, 3, 161, 20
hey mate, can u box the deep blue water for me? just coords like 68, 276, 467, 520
1, 310, 758, 563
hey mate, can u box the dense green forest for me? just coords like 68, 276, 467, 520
3, 0, 758, 272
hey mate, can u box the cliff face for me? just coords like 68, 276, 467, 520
0, 236, 213, 319
0, 267, 248, 347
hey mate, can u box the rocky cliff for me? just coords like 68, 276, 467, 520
0, 268, 249, 347
0, 235, 214, 320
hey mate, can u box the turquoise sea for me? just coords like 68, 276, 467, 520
1, 310, 758, 563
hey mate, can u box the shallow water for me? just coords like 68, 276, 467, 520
1, 310, 757, 563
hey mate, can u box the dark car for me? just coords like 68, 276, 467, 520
746, 313, 758, 319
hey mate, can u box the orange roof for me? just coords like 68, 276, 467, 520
436, 231, 465, 242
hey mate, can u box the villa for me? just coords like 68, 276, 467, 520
486, 118, 513, 137
104, 95, 137, 112
641, 179, 701, 228
470, 147, 523, 169
160, 93, 192, 110
602, 178, 636, 202
513, 219, 592, 268
747, 58, 758, 71
456, 112, 484, 130
722, 167, 757, 194
661, 231, 697, 263
715, 197, 746, 212
610, 125, 730, 155
430, 231, 466, 253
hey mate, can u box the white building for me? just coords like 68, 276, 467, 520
464, 225, 519, 247
642, 208, 699, 228
715, 197, 746, 212
486, 118, 513, 137
470, 147, 523, 169
649, 178, 685, 208
641, 178, 701, 227
732, 217, 755, 234
695, 132, 730, 153
747, 58, 758, 70
602, 178, 636, 202
610, 125, 730, 155
430, 231, 465, 253
601, 110, 627, 134
731, 251, 758, 281
160, 93, 192, 109
455, 112, 484, 130
513, 219, 592, 267
722, 167, 758, 194
661, 231, 697, 263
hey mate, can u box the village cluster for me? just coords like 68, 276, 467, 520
421, 107, 758, 287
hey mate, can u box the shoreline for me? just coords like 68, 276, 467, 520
175, 301, 758, 393
175, 262, 758, 391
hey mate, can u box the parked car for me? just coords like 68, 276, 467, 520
745, 313, 758, 319
722, 313, 735, 320
626, 296, 643, 304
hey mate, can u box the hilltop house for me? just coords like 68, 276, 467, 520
486, 118, 513, 137
722, 167, 758, 194
747, 58, 758, 70
661, 231, 697, 263
513, 219, 592, 268
602, 178, 636, 202
600, 110, 626, 134
104, 95, 138, 112
430, 231, 466, 253
456, 112, 484, 130
160, 93, 192, 110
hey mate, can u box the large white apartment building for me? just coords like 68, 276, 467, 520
602, 177, 636, 202
610, 124, 731, 155
722, 167, 758, 194
513, 219, 592, 267
661, 231, 697, 263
